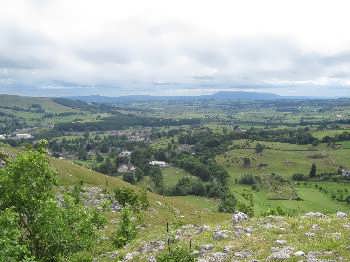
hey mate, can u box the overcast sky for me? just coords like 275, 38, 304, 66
1, 0, 350, 97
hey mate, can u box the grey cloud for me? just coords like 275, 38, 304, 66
1, 19, 350, 96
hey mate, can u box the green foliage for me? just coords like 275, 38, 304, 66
29, 196, 105, 260
156, 247, 195, 262
172, 176, 206, 196
261, 206, 296, 217
113, 207, 137, 248
0, 144, 56, 215
218, 192, 237, 213
255, 143, 265, 154
122, 172, 137, 184
238, 174, 259, 185
309, 163, 317, 178
0, 145, 106, 261
292, 173, 306, 181
0, 208, 34, 262
149, 166, 164, 192
69, 180, 84, 204
114, 187, 149, 210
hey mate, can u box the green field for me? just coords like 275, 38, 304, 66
217, 140, 350, 180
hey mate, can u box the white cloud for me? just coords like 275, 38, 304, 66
1, 0, 350, 96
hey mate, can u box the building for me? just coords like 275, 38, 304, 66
117, 164, 136, 173
149, 160, 168, 168
0, 134, 6, 140
342, 169, 350, 177
119, 150, 132, 158
15, 133, 33, 139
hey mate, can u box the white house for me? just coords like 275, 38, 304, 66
149, 160, 168, 168
119, 150, 132, 158
117, 164, 136, 173
15, 133, 33, 139
0, 134, 6, 140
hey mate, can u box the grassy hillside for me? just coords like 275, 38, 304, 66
0, 94, 76, 113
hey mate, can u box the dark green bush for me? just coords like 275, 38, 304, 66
157, 247, 195, 262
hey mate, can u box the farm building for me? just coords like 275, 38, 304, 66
117, 164, 136, 173
149, 160, 168, 167
119, 150, 132, 158
15, 133, 33, 139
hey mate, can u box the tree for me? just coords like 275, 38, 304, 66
309, 163, 317, 178
123, 172, 137, 184
0, 141, 105, 261
149, 167, 164, 192
0, 208, 34, 262
113, 207, 137, 248
243, 157, 251, 168
218, 193, 237, 213
255, 143, 265, 154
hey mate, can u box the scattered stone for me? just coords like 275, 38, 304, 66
328, 232, 341, 240
100, 250, 119, 259
223, 246, 233, 253
200, 244, 214, 254
311, 224, 320, 231
147, 256, 157, 262
199, 252, 228, 262
213, 230, 229, 240
234, 250, 253, 258
138, 240, 165, 254
276, 239, 287, 245
268, 246, 294, 260
123, 251, 140, 261
336, 211, 348, 218
196, 225, 210, 234
305, 232, 316, 238
343, 223, 350, 229
294, 250, 305, 257
304, 212, 327, 218
232, 211, 249, 224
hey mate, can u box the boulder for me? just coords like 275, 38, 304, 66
234, 250, 253, 258
336, 211, 347, 218
268, 246, 294, 260
304, 212, 327, 218
293, 250, 305, 257
232, 211, 249, 224
213, 230, 229, 240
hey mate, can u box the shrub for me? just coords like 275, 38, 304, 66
113, 207, 137, 248
218, 193, 237, 213
114, 187, 149, 211
236, 201, 254, 217
157, 247, 195, 262
239, 174, 258, 185
122, 172, 137, 184
292, 173, 306, 181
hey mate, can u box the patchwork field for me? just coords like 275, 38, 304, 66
217, 140, 350, 180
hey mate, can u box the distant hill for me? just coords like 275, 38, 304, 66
68, 91, 289, 104
0, 94, 77, 113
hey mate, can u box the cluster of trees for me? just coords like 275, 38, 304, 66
0, 111, 26, 133
54, 112, 201, 132
0, 141, 106, 261
174, 154, 229, 198
322, 131, 350, 144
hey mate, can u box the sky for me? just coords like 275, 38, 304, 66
1, 0, 350, 97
